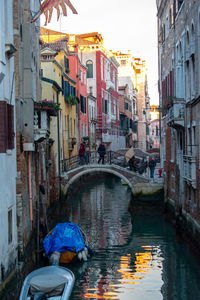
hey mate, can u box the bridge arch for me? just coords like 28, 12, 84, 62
61, 166, 133, 195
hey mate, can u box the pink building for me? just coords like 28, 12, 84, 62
68, 32, 122, 150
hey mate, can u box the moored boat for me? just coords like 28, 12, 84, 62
43, 222, 92, 265
19, 265, 75, 300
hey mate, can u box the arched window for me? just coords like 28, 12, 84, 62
186, 30, 190, 47
86, 60, 93, 78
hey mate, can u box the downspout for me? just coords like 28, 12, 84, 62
28, 151, 33, 224
57, 91, 61, 196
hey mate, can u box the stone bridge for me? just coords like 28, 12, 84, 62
60, 163, 163, 195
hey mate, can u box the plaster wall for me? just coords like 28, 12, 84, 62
0, 0, 18, 285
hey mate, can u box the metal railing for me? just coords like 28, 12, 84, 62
61, 150, 127, 172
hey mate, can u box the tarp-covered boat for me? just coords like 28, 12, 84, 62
19, 266, 75, 300
43, 222, 92, 264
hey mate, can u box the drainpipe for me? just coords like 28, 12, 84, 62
28, 152, 33, 224
57, 91, 61, 196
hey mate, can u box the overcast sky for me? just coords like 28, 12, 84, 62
41, 0, 159, 104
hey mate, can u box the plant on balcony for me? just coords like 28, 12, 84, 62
35, 100, 61, 114
66, 95, 77, 105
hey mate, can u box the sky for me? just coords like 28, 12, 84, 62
41, 0, 159, 104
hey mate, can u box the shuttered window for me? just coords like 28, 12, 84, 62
0, 101, 8, 152
80, 95, 84, 113
80, 96, 86, 113
64, 56, 69, 73
0, 101, 14, 153
7, 104, 14, 149
124, 102, 129, 110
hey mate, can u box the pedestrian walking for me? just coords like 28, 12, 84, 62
148, 158, 156, 178
78, 140, 86, 166
97, 142, 106, 164
85, 140, 90, 164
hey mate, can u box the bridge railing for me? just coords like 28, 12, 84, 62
61, 150, 127, 172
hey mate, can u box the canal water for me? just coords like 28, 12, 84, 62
58, 175, 200, 300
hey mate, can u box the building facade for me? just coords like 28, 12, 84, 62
157, 0, 200, 241
74, 33, 122, 150
0, 0, 18, 287
68, 41, 88, 147
118, 84, 134, 148
113, 51, 150, 151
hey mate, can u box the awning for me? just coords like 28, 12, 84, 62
125, 147, 134, 163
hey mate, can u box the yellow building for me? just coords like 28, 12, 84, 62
41, 41, 78, 174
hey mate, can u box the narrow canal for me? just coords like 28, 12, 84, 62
57, 174, 200, 300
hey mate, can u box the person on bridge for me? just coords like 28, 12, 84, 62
79, 140, 86, 166
97, 142, 106, 164
148, 158, 156, 178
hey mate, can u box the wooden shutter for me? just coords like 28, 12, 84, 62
0, 101, 8, 153
7, 104, 14, 149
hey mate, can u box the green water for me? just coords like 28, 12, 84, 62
60, 175, 200, 300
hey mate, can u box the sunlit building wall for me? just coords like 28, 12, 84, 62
157, 0, 200, 241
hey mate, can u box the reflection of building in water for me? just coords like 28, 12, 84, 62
84, 250, 155, 299
71, 180, 132, 249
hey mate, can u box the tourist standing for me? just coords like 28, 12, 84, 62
79, 140, 86, 165
148, 158, 156, 178
97, 142, 106, 164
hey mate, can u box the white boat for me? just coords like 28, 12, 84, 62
19, 266, 75, 300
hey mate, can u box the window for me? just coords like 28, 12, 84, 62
67, 115, 69, 139
8, 209, 12, 244
89, 86, 93, 95
156, 126, 159, 136
65, 115, 67, 140
86, 60, 93, 78
0, 102, 14, 153
121, 60, 126, 65
79, 69, 82, 82
40, 69, 43, 79
124, 102, 129, 110
64, 56, 69, 73
80, 95, 86, 113
70, 117, 72, 138
105, 100, 108, 114
74, 119, 76, 137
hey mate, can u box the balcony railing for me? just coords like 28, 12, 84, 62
167, 98, 185, 128
106, 79, 115, 91
183, 155, 196, 188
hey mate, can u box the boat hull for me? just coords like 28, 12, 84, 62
19, 266, 75, 300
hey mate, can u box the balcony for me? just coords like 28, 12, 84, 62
167, 97, 185, 128
106, 79, 115, 92
183, 155, 196, 188
34, 111, 50, 142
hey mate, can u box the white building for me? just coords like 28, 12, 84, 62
0, 0, 18, 285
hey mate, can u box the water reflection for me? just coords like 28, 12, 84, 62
59, 175, 200, 300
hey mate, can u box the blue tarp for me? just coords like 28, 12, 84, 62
43, 222, 85, 256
